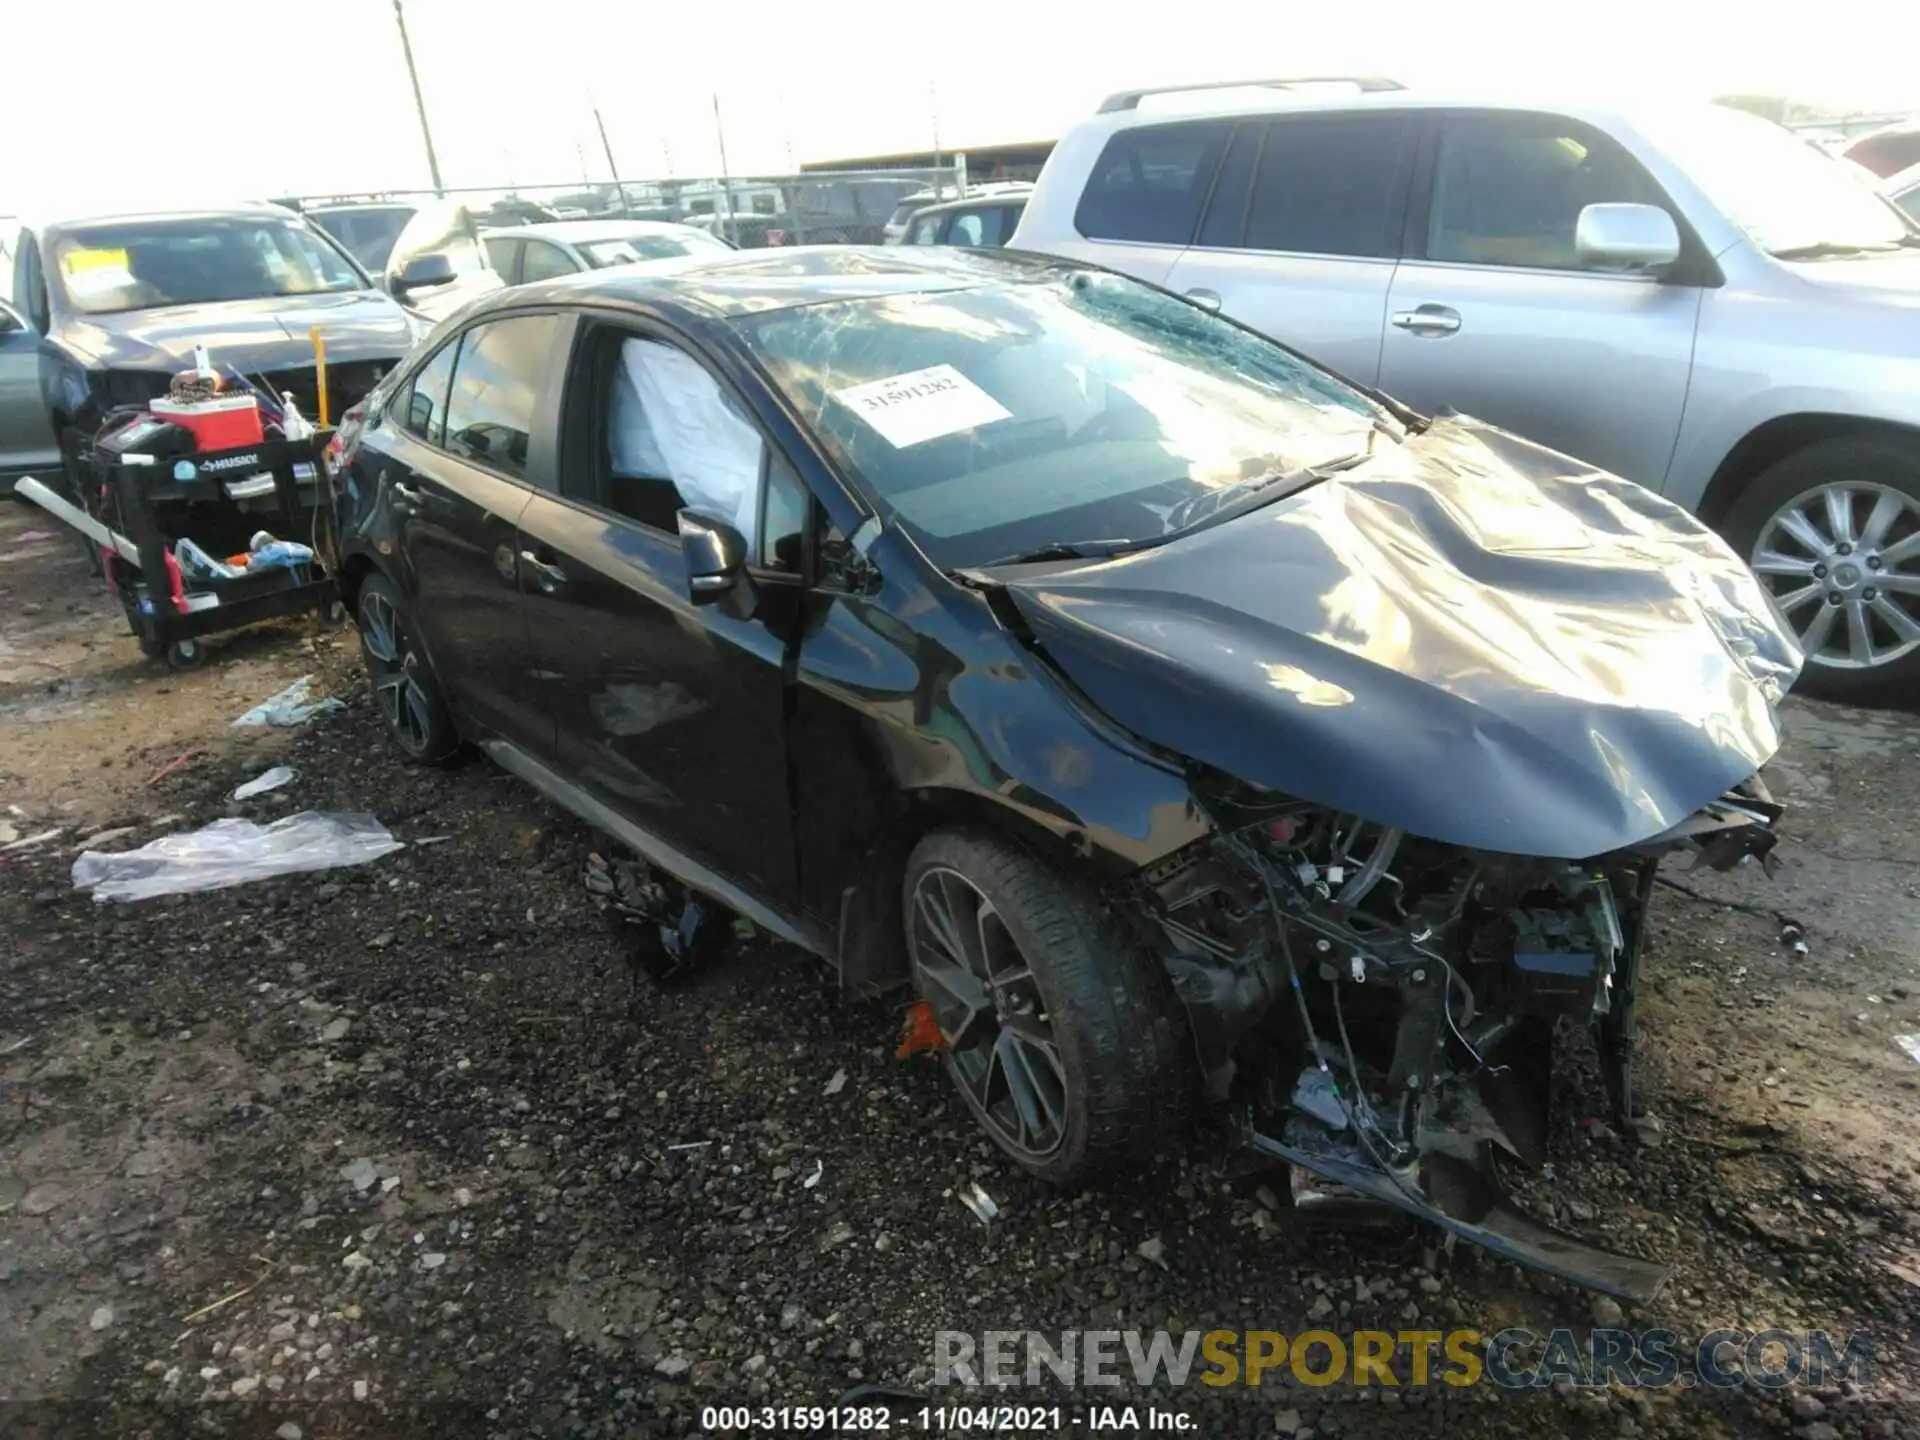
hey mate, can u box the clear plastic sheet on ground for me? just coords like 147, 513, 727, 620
71, 812, 402, 902
232, 675, 344, 727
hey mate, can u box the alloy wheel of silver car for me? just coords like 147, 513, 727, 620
907, 865, 1070, 1162
358, 589, 436, 755
1750, 480, 1920, 671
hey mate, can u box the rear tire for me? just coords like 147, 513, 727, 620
1719, 434, 1920, 703
57, 427, 103, 577
903, 827, 1192, 1184
355, 572, 456, 762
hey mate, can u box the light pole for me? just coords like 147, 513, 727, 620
392, 0, 445, 195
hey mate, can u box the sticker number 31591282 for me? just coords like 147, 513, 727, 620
830, 364, 1012, 449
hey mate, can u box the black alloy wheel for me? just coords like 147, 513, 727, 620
355, 575, 453, 761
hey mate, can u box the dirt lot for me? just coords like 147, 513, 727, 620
3, 494, 1919, 1440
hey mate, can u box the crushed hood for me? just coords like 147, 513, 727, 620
1000, 417, 1801, 858
56, 291, 414, 372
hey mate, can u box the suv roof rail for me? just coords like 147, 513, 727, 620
1096, 75, 1405, 113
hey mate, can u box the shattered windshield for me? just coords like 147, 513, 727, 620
52, 217, 364, 315
744, 271, 1385, 568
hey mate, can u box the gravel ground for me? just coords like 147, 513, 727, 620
3, 502, 1920, 1439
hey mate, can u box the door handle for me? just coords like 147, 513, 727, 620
1184, 287, 1223, 314
1390, 305, 1461, 336
520, 549, 569, 591
389, 480, 423, 511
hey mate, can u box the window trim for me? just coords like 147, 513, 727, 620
1188, 112, 1418, 263
1403, 108, 1724, 287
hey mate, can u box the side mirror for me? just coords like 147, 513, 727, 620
1575, 203, 1681, 272
392, 253, 458, 297
677, 506, 754, 619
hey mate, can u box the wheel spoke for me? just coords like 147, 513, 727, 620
1870, 594, 1920, 642
1771, 581, 1822, 615
375, 673, 408, 728
404, 678, 434, 745
1752, 549, 1817, 578
1798, 602, 1839, 656
1823, 486, 1857, 548
1860, 491, 1906, 550
1877, 532, 1920, 566
361, 599, 399, 665
914, 878, 971, 972
1773, 507, 1830, 558
1873, 572, 1920, 595
1844, 599, 1877, 668
993, 1031, 1046, 1147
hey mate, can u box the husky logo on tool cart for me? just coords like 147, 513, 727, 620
196, 452, 264, 474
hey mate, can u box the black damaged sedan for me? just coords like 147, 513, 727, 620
332, 249, 1800, 1300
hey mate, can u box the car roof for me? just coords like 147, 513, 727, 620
486, 245, 1067, 322
1067, 82, 1698, 139
909, 192, 1032, 221
482, 219, 711, 244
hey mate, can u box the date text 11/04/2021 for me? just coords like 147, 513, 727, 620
699, 1406, 1193, 1431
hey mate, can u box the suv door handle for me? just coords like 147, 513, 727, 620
520, 549, 569, 591
1391, 305, 1461, 336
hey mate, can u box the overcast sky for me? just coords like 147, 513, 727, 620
8, 0, 1918, 215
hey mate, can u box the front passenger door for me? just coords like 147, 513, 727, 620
512, 322, 801, 904
1377, 113, 1703, 488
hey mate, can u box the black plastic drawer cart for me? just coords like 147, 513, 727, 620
84, 432, 341, 669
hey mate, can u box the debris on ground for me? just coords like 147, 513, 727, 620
823, 1067, 848, 1096
231, 675, 344, 727
70, 812, 403, 901
1897, 1034, 1920, 1067
894, 999, 944, 1058
143, 751, 202, 787
1780, 918, 1809, 957
1, 827, 63, 854
231, 765, 296, 800
802, 1159, 824, 1190
958, 1182, 999, 1223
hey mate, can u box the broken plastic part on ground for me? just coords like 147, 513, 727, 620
231, 675, 345, 728
958, 1183, 999, 1223
231, 766, 296, 800
1897, 1035, 1920, 1067
70, 812, 402, 902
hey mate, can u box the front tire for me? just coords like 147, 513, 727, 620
903, 827, 1191, 1184
1721, 434, 1920, 703
355, 573, 456, 762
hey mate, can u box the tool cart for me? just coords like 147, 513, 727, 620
85, 426, 341, 670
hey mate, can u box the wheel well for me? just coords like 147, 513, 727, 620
1697, 415, 1920, 528
834, 787, 1144, 994
336, 553, 380, 615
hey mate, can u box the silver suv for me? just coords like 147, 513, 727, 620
1013, 79, 1920, 698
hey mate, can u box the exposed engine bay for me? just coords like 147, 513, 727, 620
1142, 772, 1782, 1301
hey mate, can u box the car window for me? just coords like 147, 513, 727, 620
759, 451, 809, 573
948, 211, 988, 247
483, 236, 522, 281
1074, 120, 1232, 245
398, 337, 460, 446
746, 270, 1383, 571
442, 314, 564, 481
604, 335, 766, 539
1196, 123, 1262, 248
1897, 181, 1920, 221
1427, 117, 1666, 270
519, 240, 578, 282
909, 215, 943, 245
578, 232, 729, 267
1242, 115, 1411, 257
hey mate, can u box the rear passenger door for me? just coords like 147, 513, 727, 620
1376, 112, 1704, 488
1057, 119, 1233, 284
1164, 112, 1415, 386
379, 311, 574, 751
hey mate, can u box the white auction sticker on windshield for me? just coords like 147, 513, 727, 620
831, 365, 1011, 448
